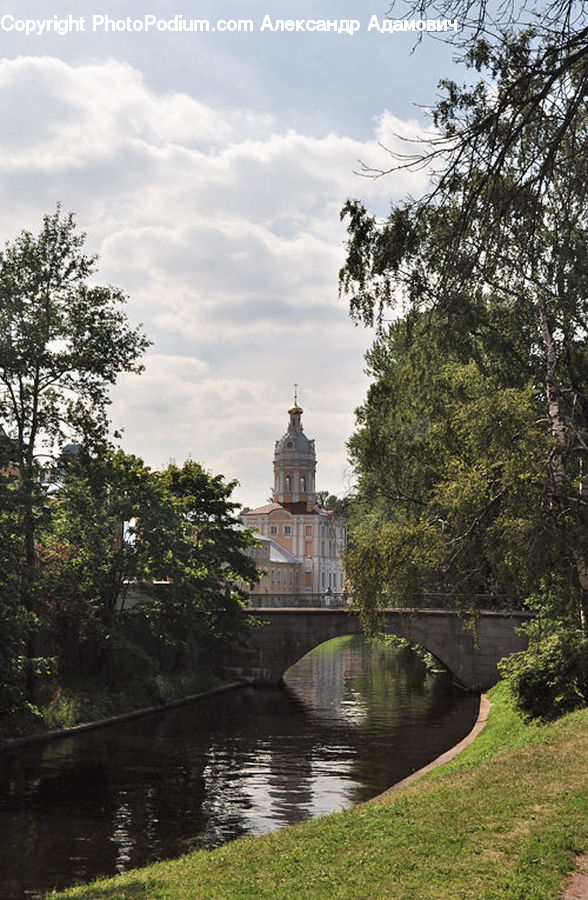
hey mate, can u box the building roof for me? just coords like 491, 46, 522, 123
243, 500, 337, 518
245, 529, 300, 564
275, 427, 315, 456
268, 540, 300, 564
281, 501, 321, 516
244, 502, 285, 516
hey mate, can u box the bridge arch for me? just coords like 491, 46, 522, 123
221, 608, 531, 692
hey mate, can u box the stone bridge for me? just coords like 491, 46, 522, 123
221, 607, 532, 692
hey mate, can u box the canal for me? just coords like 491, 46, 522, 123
0, 636, 479, 898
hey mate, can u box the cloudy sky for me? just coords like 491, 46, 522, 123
0, 1, 462, 506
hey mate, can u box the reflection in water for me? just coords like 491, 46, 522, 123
0, 636, 479, 898
111, 795, 134, 874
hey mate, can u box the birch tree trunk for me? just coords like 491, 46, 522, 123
537, 294, 588, 631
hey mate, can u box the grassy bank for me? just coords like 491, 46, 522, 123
1, 669, 222, 742
51, 682, 588, 899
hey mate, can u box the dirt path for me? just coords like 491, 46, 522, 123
562, 854, 588, 899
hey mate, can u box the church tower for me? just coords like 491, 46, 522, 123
273, 389, 316, 511
242, 388, 347, 596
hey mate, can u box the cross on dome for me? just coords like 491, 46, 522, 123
289, 382, 303, 415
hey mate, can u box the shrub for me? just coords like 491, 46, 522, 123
499, 627, 588, 721
42, 688, 80, 730
111, 632, 158, 681
0, 702, 43, 738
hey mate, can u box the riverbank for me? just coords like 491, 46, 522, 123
0, 669, 228, 747
51, 681, 588, 899
0, 681, 244, 752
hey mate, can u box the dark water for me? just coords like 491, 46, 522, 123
0, 637, 479, 898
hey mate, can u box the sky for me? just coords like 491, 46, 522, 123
0, 1, 464, 507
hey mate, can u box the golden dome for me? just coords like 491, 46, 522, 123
288, 384, 302, 415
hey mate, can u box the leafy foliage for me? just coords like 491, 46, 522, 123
0, 207, 150, 707
45, 450, 260, 675
315, 491, 350, 517
374, 3, 587, 263
344, 313, 577, 628
340, 12, 588, 636
0, 206, 150, 461
39, 446, 157, 674
139, 459, 259, 659
499, 627, 588, 720
0, 211, 258, 721
0, 455, 36, 711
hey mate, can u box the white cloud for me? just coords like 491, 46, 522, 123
0, 56, 275, 170
0, 55, 430, 505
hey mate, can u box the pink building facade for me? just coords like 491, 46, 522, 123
242, 396, 346, 595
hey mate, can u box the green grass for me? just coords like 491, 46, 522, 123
50, 683, 588, 899
38, 669, 223, 725
0, 669, 223, 740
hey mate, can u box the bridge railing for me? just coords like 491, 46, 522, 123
420, 592, 524, 611
248, 592, 525, 612
248, 593, 346, 609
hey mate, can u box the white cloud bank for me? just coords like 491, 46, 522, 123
0, 55, 430, 505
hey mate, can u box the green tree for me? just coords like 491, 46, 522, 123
46, 451, 259, 676
0, 208, 149, 701
315, 491, 351, 517
340, 21, 587, 632
373, 1, 587, 249
39, 446, 155, 676
0, 442, 36, 711
142, 460, 259, 667
344, 312, 583, 629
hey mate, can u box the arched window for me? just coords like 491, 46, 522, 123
285, 475, 291, 491
300, 475, 306, 492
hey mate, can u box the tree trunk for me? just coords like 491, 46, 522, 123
537, 294, 588, 632
22, 479, 39, 702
